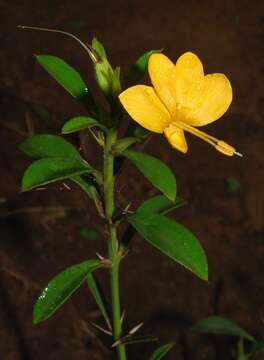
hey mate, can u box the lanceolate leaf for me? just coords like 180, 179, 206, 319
192, 317, 255, 343
125, 50, 161, 87
20, 134, 81, 159
149, 342, 175, 360
137, 195, 186, 216
36, 55, 88, 99
61, 116, 104, 134
121, 196, 185, 250
128, 213, 208, 280
34, 260, 100, 324
124, 150, 177, 201
87, 273, 111, 329
22, 157, 91, 191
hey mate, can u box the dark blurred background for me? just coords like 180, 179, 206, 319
0, 1, 263, 359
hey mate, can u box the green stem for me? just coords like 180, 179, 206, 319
104, 128, 127, 360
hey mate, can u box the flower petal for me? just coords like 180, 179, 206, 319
119, 85, 171, 133
164, 124, 188, 153
148, 53, 176, 114
172, 52, 204, 109
185, 73, 233, 126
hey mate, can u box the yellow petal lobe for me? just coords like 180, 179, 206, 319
173, 52, 204, 108
164, 124, 188, 153
119, 85, 171, 133
185, 73, 233, 126
148, 53, 176, 114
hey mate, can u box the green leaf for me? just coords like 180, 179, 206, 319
133, 125, 150, 139
112, 137, 139, 154
87, 273, 111, 329
125, 50, 161, 87
36, 55, 88, 99
22, 157, 91, 191
61, 116, 104, 134
251, 340, 264, 354
20, 134, 81, 159
121, 196, 184, 250
34, 260, 100, 324
149, 342, 175, 360
124, 150, 177, 201
70, 174, 96, 198
137, 195, 186, 216
128, 213, 208, 280
192, 317, 255, 342
71, 175, 104, 217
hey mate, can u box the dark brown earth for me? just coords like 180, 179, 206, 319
0, 1, 264, 359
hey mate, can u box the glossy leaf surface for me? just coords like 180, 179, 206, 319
137, 195, 186, 216
61, 116, 102, 134
20, 134, 80, 159
128, 213, 208, 280
124, 150, 176, 201
192, 316, 255, 342
36, 55, 88, 99
22, 157, 91, 191
34, 260, 100, 323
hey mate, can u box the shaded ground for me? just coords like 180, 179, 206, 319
0, 0, 264, 359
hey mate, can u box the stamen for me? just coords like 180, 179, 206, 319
172, 120, 241, 157
172, 120, 216, 146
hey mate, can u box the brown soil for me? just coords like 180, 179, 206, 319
0, 1, 263, 359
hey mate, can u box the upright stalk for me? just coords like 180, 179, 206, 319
104, 128, 127, 360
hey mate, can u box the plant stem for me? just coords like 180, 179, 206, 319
104, 128, 127, 360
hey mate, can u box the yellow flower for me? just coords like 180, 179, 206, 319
119, 52, 241, 156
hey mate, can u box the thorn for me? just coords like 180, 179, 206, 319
62, 182, 71, 190
129, 321, 144, 335
96, 252, 105, 260
34, 187, 46, 191
122, 203, 133, 215
106, 318, 113, 332
120, 309, 126, 326
90, 322, 112, 336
